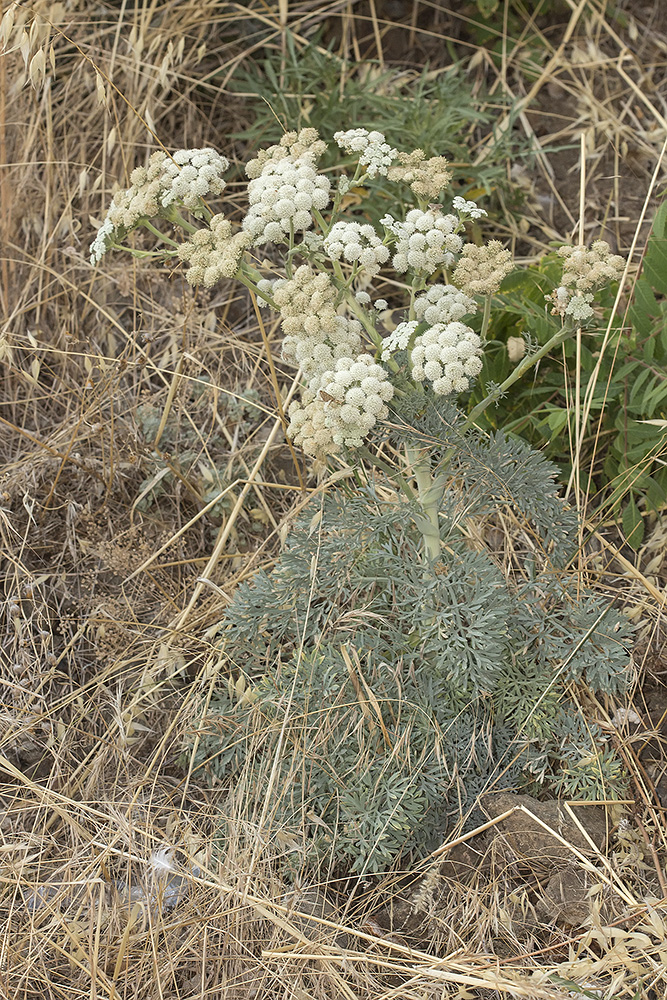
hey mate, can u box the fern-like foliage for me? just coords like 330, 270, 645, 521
192, 457, 631, 874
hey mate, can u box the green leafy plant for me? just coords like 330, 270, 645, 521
91, 126, 632, 875
469, 203, 667, 544
226, 31, 528, 213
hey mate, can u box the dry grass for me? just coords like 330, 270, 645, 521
0, 1, 666, 997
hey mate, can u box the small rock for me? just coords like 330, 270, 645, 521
537, 866, 595, 928
481, 793, 607, 875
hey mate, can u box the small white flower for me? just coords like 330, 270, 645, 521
452, 195, 487, 221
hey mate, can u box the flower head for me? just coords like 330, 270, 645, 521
243, 130, 330, 246
452, 196, 487, 221
381, 321, 419, 361
334, 128, 398, 178
547, 241, 625, 324
452, 241, 513, 296
177, 214, 251, 287
323, 221, 390, 276
414, 284, 477, 326
387, 150, 452, 200
272, 266, 362, 386
90, 147, 229, 263
557, 240, 625, 293
382, 208, 462, 275
410, 321, 483, 394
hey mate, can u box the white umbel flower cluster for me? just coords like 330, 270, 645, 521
272, 266, 362, 387
323, 221, 390, 276
159, 148, 229, 209
411, 322, 483, 395
547, 240, 625, 324
333, 129, 398, 178
270, 264, 394, 457
414, 284, 477, 326
382, 209, 463, 275
90, 148, 229, 263
287, 389, 333, 457
380, 320, 419, 361
177, 215, 251, 287
453, 240, 514, 296
290, 354, 394, 452
242, 129, 330, 246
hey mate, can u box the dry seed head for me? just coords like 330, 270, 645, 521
453, 240, 514, 296
387, 149, 452, 200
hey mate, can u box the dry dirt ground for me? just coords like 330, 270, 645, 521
1, 1, 667, 998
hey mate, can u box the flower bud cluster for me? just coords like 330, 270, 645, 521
414, 284, 477, 325
269, 264, 394, 456
547, 241, 625, 324
287, 390, 335, 458
323, 222, 390, 275
452, 240, 513, 296
333, 129, 398, 178
177, 215, 251, 287
411, 322, 483, 395
243, 130, 331, 246
381, 209, 463, 275
90, 148, 229, 263
380, 320, 419, 361
387, 150, 452, 200
289, 355, 394, 453
558, 240, 625, 292
272, 265, 362, 386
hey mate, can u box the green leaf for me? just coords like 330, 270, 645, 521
630, 275, 659, 338
643, 376, 667, 417
627, 367, 653, 411
622, 495, 645, 550
643, 237, 667, 295
651, 199, 667, 240
547, 408, 569, 435
644, 475, 667, 514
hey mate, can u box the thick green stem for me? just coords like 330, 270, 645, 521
406, 446, 442, 563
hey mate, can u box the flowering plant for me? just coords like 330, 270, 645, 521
92, 127, 623, 564
93, 130, 630, 873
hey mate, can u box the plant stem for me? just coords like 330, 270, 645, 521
405, 446, 442, 563
142, 220, 180, 247
465, 323, 573, 430
480, 294, 492, 342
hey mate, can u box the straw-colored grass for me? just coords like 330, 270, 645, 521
1, 1, 666, 997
